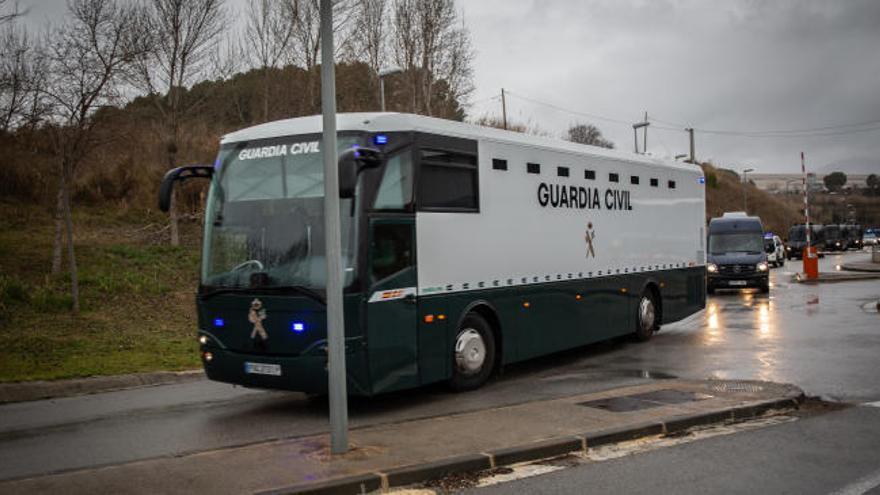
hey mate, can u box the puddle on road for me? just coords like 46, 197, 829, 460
859, 301, 879, 314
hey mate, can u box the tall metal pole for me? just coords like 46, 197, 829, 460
379, 76, 386, 112
320, 0, 348, 455
687, 127, 695, 164
501, 88, 507, 130
802, 152, 811, 248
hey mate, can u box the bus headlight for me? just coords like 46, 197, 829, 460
757, 262, 769, 272
707, 263, 718, 273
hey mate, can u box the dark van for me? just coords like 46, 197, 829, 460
706, 212, 769, 294
786, 224, 824, 259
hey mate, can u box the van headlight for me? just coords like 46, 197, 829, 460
757, 262, 769, 272
785, 246, 791, 251
707, 263, 718, 273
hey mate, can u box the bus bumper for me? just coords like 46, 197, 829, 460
200, 347, 369, 396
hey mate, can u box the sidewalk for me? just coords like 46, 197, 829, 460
0, 379, 803, 495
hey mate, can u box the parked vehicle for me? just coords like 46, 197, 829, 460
764, 234, 785, 267
786, 224, 825, 259
823, 224, 845, 252
843, 224, 863, 249
707, 212, 769, 294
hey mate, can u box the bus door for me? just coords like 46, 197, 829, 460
365, 217, 419, 393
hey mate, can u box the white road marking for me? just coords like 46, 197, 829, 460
829, 468, 880, 495
864, 401, 880, 408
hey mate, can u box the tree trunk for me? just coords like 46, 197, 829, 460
167, 138, 180, 246
169, 189, 180, 246
51, 178, 65, 275
60, 163, 80, 314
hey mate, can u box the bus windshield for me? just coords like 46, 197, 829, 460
201, 135, 361, 290
708, 233, 763, 254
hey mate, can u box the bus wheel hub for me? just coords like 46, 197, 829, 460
639, 297, 655, 331
455, 329, 486, 375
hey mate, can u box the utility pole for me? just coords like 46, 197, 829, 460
320, 0, 348, 455
742, 168, 754, 212
501, 88, 508, 130
686, 127, 695, 164
633, 116, 649, 154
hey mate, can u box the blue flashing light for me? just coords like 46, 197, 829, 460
291, 322, 306, 333
764, 232, 775, 239
373, 134, 388, 145
213, 318, 225, 328
698, 176, 706, 184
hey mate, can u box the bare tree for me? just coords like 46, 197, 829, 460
286, 0, 354, 70
351, 0, 388, 74
0, 0, 25, 25
0, 23, 33, 131
565, 123, 615, 149
391, 0, 472, 117
40, 0, 145, 312
245, 0, 293, 122
132, 0, 225, 246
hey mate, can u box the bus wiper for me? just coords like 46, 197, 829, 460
199, 285, 326, 305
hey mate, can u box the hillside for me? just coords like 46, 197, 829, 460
701, 163, 803, 236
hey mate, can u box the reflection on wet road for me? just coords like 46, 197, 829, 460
641, 251, 879, 401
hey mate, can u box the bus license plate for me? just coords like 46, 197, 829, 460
244, 362, 281, 376
728, 280, 747, 286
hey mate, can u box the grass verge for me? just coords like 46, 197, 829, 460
0, 201, 202, 382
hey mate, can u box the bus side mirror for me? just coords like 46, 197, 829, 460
338, 147, 383, 199
158, 165, 214, 212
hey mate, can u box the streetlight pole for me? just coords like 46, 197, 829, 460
320, 0, 348, 455
742, 168, 755, 213
378, 66, 402, 112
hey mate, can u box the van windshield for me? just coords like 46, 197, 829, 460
709, 233, 763, 254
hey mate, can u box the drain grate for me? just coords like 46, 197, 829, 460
578, 389, 712, 412
708, 381, 764, 394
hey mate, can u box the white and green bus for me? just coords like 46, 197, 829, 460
160, 113, 706, 395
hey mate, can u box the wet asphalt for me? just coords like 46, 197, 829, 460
0, 251, 877, 481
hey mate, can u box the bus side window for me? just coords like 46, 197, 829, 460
371, 223, 413, 282
373, 152, 413, 210
418, 149, 479, 211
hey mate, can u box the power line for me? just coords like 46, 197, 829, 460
500, 89, 880, 139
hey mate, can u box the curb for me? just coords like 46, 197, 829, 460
263, 394, 804, 495
793, 272, 880, 284
0, 369, 204, 404
840, 263, 880, 273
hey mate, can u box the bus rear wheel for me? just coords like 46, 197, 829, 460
449, 313, 496, 392
635, 290, 658, 342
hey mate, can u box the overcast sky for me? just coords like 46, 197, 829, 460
17, 0, 880, 174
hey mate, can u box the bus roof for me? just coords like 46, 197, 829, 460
221, 112, 702, 174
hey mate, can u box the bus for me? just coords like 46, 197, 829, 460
159, 113, 707, 396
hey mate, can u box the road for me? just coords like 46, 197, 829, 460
468, 404, 880, 495
0, 251, 877, 482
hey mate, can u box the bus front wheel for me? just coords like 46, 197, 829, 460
635, 290, 658, 342
449, 313, 496, 391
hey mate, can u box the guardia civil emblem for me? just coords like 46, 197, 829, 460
249, 298, 268, 341
585, 222, 597, 258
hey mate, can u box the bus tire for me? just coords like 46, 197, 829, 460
449, 313, 496, 392
634, 290, 658, 342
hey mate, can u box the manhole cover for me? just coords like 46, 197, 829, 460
708, 381, 765, 393
578, 389, 712, 413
